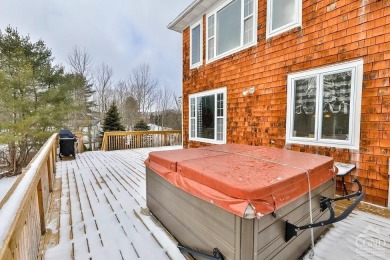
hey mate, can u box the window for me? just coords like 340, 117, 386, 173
286, 60, 363, 149
190, 20, 202, 69
189, 88, 227, 144
266, 0, 302, 38
206, 0, 257, 62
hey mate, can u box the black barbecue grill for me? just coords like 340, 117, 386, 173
59, 129, 77, 160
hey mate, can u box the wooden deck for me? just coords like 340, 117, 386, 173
304, 201, 390, 259
39, 147, 185, 260
38, 146, 390, 260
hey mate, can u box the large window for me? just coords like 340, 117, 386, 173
266, 0, 302, 38
190, 19, 203, 69
189, 88, 227, 144
206, 0, 257, 62
286, 60, 363, 149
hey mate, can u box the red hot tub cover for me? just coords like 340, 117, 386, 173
145, 144, 336, 218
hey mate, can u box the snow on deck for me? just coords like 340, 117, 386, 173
40, 146, 390, 260
41, 146, 185, 260
303, 205, 390, 260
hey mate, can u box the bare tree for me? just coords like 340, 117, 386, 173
128, 63, 158, 117
68, 46, 92, 78
168, 91, 183, 130
155, 86, 174, 129
153, 89, 182, 130
112, 80, 130, 119
67, 47, 96, 151
123, 96, 140, 130
94, 62, 113, 119
67, 46, 95, 120
171, 92, 182, 112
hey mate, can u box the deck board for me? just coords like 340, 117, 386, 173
40, 147, 185, 260
302, 209, 390, 260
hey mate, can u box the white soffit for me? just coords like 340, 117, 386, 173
168, 0, 215, 33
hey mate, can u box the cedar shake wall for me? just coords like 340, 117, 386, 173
181, 0, 390, 206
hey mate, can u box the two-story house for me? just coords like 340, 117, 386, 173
168, 0, 390, 207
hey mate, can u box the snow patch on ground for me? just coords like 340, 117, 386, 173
148, 124, 172, 131
0, 176, 17, 201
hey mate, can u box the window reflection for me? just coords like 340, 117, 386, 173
293, 77, 317, 138
321, 71, 351, 140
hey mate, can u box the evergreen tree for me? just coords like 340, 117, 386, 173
102, 102, 125, 132
133, 120, 150, 131
0, 26, 73, 176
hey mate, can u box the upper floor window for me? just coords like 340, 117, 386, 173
189, 88, 227, 144
206, 0, 257, 62
266, 0, 302, 38
286, 60, 363, 150
190, 20, 203, 69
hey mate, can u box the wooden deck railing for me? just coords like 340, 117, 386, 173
75, 132, 84, 153
0, 134, 58, 260
101, 130, 182, 151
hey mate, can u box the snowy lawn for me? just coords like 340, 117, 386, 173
0, 176, 18, 202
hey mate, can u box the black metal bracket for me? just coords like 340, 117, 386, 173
178, 243, 224, 260
285, 179, 365, 242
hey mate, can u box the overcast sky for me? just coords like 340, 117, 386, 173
0, 0, 193, 94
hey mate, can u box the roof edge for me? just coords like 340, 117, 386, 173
167, 0, 204, 33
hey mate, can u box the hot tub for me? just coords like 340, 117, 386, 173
145, 144, 361, 260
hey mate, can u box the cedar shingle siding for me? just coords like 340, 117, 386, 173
181, 0, 390, 207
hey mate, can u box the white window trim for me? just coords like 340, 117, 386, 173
286, 59, 363, 150
206, 0, 257, 64
243, 0, 255, 44
266, 0, 302, 39
190, 19, 203, 69
189, 87, 227, 144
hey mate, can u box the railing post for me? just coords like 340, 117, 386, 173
37, 179, 46, 235
136, 133, 141, 148
47, 157, 53, 192
102, 133, 108, 151
75, 132, 84, 153
53, 143, 57, 169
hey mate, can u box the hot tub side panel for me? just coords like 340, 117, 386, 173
255, 180, 335, 260
146, 167, 249, 260
147, 167, 335, 260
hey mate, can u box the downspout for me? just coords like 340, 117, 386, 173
388, 157, 390, 209
179, 96, 184, 148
